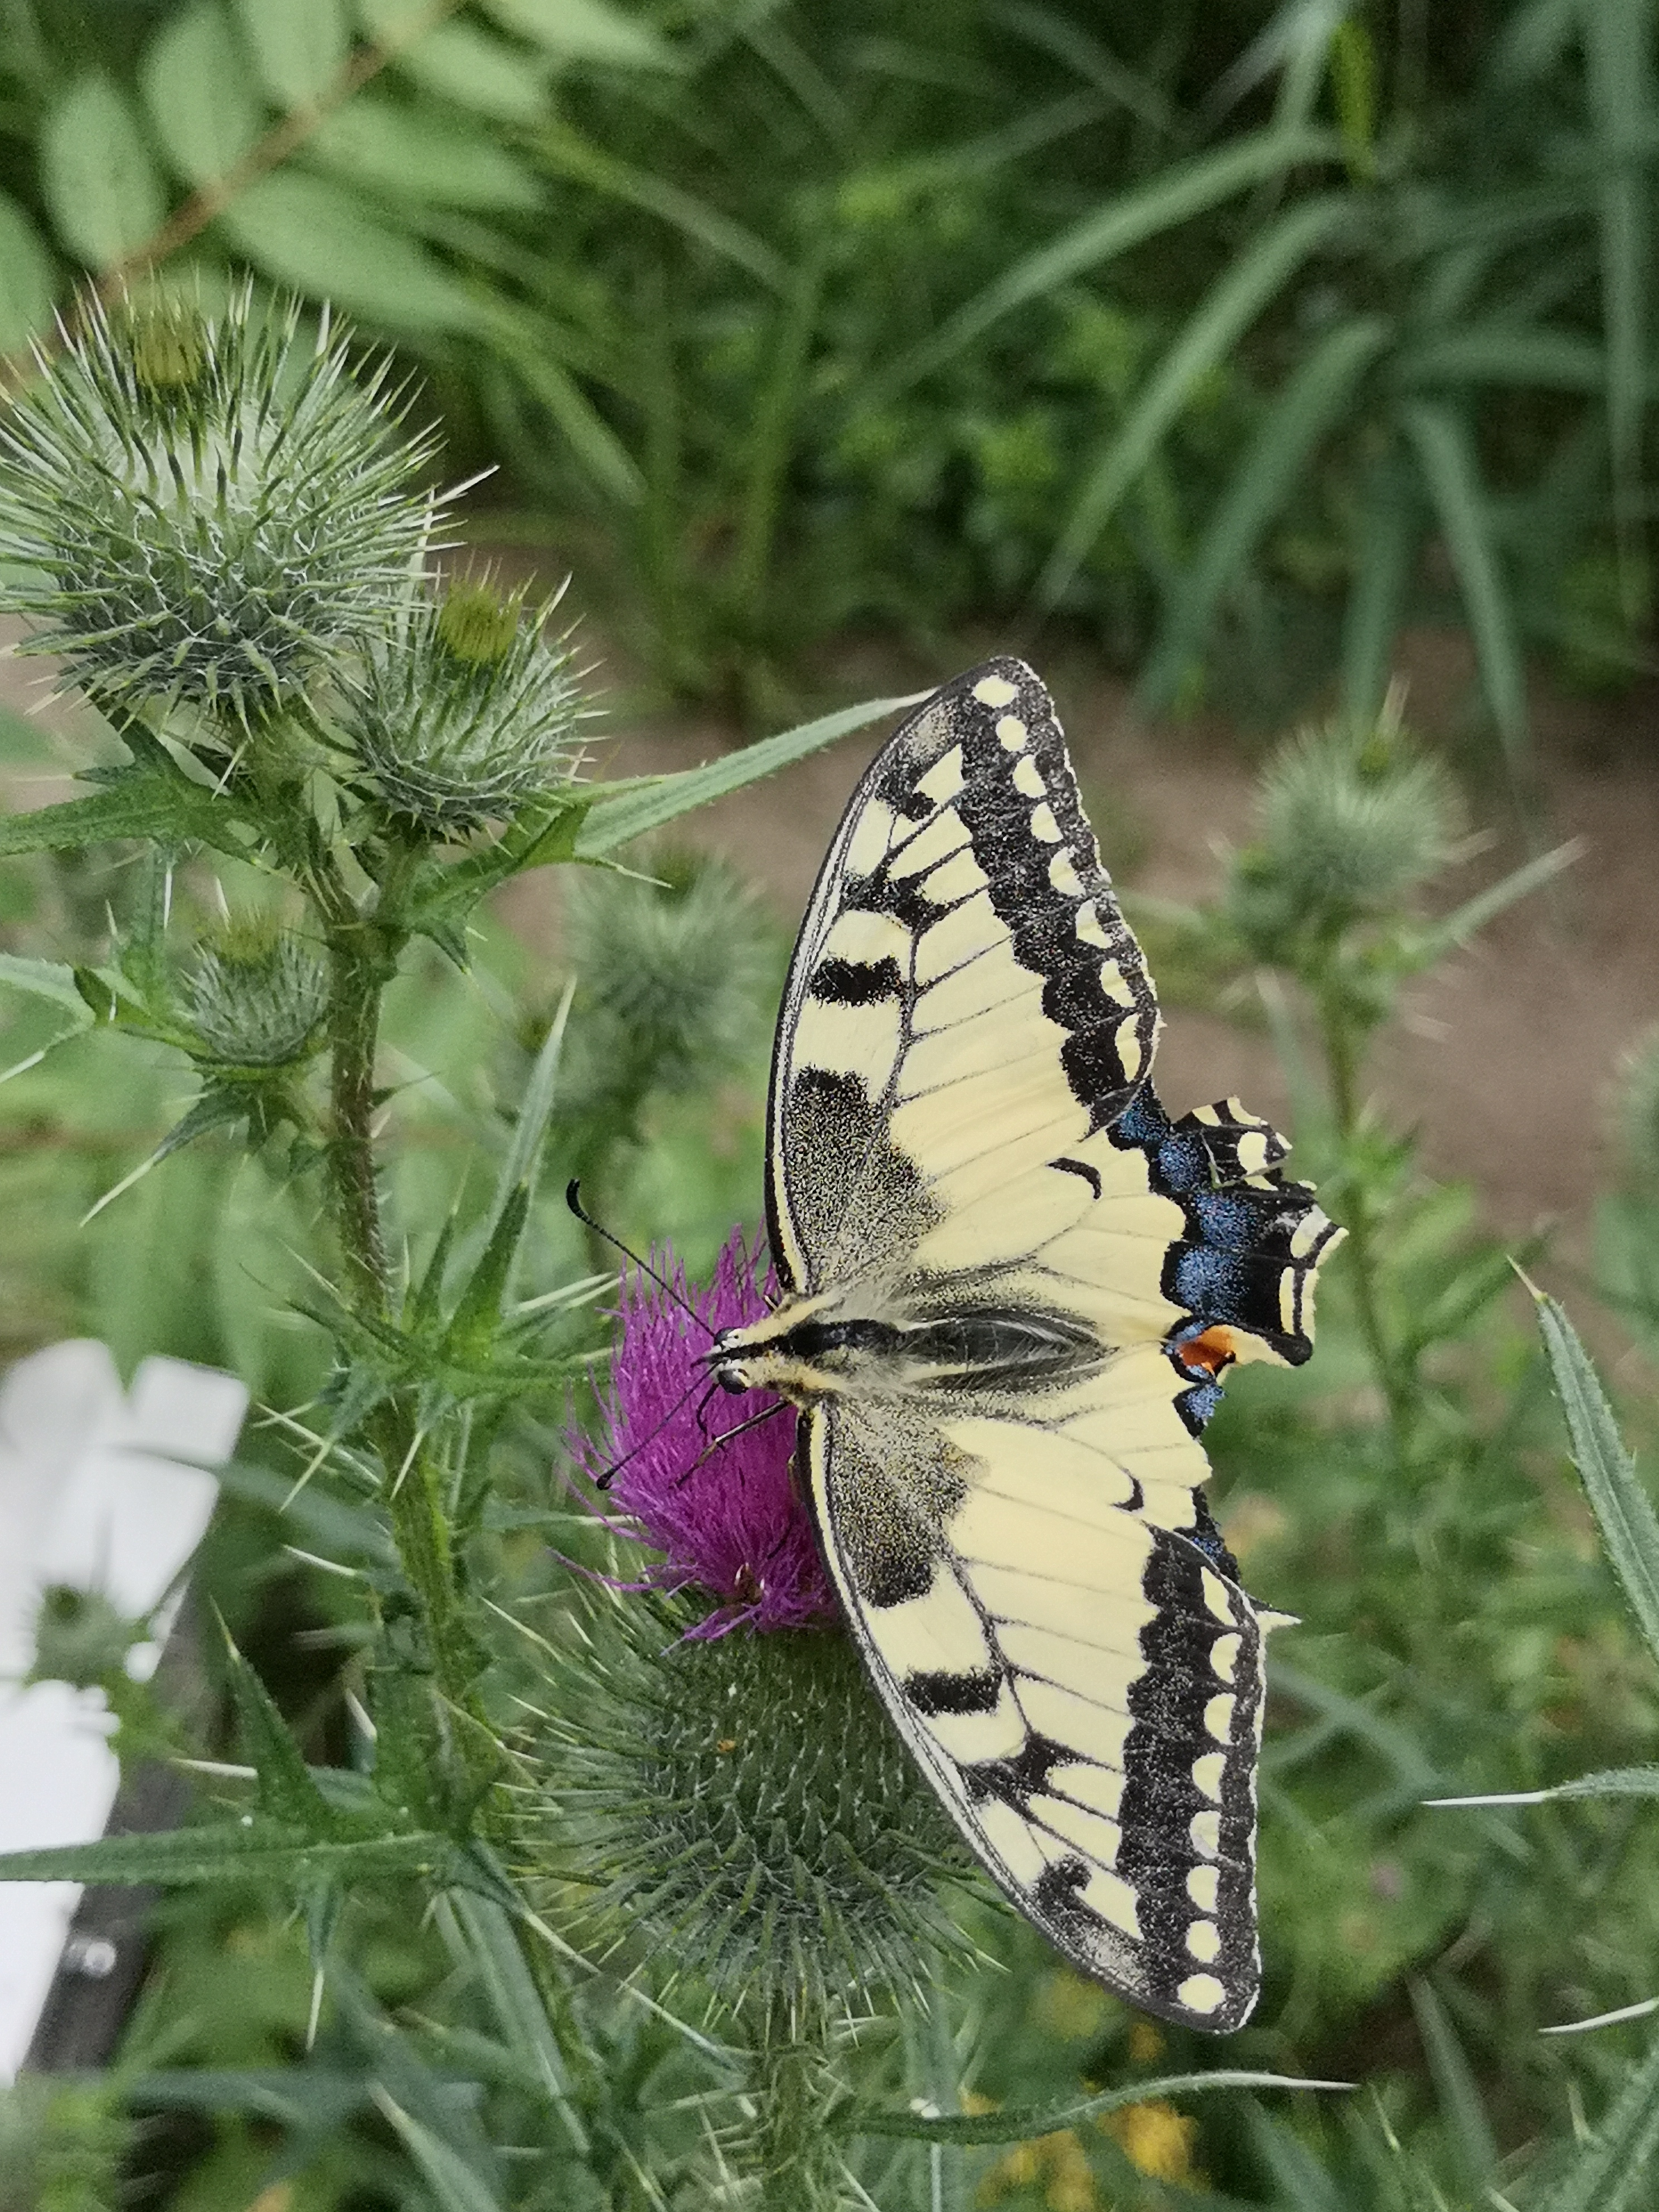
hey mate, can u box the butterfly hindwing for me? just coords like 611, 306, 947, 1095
803, 1401, 1266, 2030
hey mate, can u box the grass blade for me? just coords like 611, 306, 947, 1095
539, 121, 787, 294
1400, 398, 1529, 775
1532, 2019, 1659, 2212
1409, 1977, 1497, 2197
1397, 324, 1605, 391
1037, 194, 1352, 612
858, 125, 1340, 411
1583, 0, 1652, 609
1139, 313, 1388, 709
1527, 1280, 1659, 1672
1341, 434, 1418, 721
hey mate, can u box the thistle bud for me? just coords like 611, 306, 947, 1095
0, 289, 436, 725
520, 1596, 969, 2017
562, 856, 768, 1108
180, 921, 328, 1071
1228, 693, 1461, 955
338, 576, 584, 833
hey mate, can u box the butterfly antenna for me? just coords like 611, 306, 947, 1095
565, 1180, 712, 1336
588, 1369, 711, 1493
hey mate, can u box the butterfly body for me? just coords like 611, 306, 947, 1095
729, 659, 1341, 2031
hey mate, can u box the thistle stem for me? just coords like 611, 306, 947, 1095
749, 1996, 844, 2212
322, 895, 492, 1784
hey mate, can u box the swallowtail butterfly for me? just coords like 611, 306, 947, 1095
712, 660, 1341, 2030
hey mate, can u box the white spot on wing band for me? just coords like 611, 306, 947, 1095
1177, 1973, 1226, 2015
973, 675, 1019, 708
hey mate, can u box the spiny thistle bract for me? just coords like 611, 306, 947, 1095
179, 921, 328, 1070
528, 1231, 971, 2016
0, 290, 437, 724
518, 1595, 972, 2019
337, 575, 585, 833
562, 855, 769, 1103
1229, 693, 1463, 953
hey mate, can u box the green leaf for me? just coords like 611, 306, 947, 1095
40, 72, 168, 270
1140, 314, 1389, 710
1397, 323, 1607, 391
220, 1619, 341, 1832
1413, 838, 1583, 964
380, 17, 553, 122
1430, 1764, 1659, 1810
141, 0, 265, 188
219, 171, 473, 330
1341, 435, 1418, 722
1038, 194, 1352, 610
447, 1894, 586, 2146
0, 1823, 459, 1886
211, 1456, 396, 1563
484, 978, 573, 1237
373, 2092, 511, 2212
307, 93, 542, 210
575, 688, 929, 855
860, 125, 1341, 411
0, 189, 56, 353
476, 0, 671, 68
0, 955, 94, 1020
539, 124, 787, 293
0, 769, 241, 856
483, 312, 646, 505
852, 2070, 1347, 2146
1534, 2020, 1659, 2212
1583, 0, 1653, 594
1409, 1977, 1496, 2197
1400, 398, 1530, 774
236, 0, 349, 106
1528, 1282, 1659, 1672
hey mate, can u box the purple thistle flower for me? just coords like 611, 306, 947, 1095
567, 1228, 835, 1638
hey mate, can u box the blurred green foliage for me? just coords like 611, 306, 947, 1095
3, 0, 1657, 733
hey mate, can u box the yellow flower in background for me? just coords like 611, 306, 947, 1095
1127, 2020, 1166, 2067
978, 2127, 1102, 2210
1102, 2098, 1201, 2184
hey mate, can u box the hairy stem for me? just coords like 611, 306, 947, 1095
322, 894, 492, 1788
748, 1998, 845, 2212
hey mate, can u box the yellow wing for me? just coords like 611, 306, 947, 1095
804, 1393, 1269, 2031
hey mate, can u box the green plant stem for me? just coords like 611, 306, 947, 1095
748, 1997, 844, 2212
320, 890, 491, 1785
1318, 985, 1410, 1457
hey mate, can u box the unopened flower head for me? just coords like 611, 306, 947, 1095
180, 921, 328, 1071
339, 576, 585, 833
567, 1229, 831, 1635
0, 290, 437, 723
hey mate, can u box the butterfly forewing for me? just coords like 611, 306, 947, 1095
767, 658, 1159, 1294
